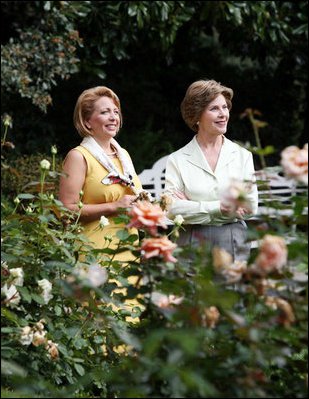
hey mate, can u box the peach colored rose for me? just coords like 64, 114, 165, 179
280, 144, 308, 184
220, 178, 253, 213
45, 340, 59, 361
212, 247, 246, 283
264, 296, 295, 327
222, 260, 247, 283
255, 235, 287, 272
152, 293, 184, 309
141, 236, 177, 263
32, 330, 47, 347
160, 192, 175, 211
212, 246, 233, 271
203, 306, 220, 328
127, 200, 168, 236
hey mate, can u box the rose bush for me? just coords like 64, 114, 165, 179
1, 127, 308, 397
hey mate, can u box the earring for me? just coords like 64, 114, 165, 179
197, 121, 200, 125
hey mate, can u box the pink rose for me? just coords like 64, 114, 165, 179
152, 293, 184, 309
255, 234, 287, 272
141, 236, 178, 263
127, 201, 168, 236
220, 178, 253, 213
280, 144, 308, 184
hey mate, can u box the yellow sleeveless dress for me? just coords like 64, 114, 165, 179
74, 145, 142, 258
74, 146, 143, 326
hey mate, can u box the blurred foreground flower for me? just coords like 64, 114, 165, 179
141, 236, 178, 263
280, 143, 308, 184
160, 192, 175, 211
202, 306, 220, 328
127, 200, 167, 236
265, 296, 295, 327
220, 178, 253, 213
254, 235, 287, 273
212, 247, 247, 283
151, 292, 184, 309
78, 263, 108, 287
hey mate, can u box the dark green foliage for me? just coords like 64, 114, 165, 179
1, 1, 307, 171
1, 154, 63, 200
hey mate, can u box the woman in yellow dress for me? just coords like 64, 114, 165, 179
59, 86, 144, 326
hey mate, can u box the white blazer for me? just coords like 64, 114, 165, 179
164, 135, 259, 225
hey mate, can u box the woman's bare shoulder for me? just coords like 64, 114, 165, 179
63, 148, 87, 171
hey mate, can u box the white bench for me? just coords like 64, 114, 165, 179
138, 155, 306, 217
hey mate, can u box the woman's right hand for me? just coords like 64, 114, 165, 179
115, 195, 137, 209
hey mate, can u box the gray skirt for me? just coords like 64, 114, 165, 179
177, 221, 251, 262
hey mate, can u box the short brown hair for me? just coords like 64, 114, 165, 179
73, 86, 122, 137
180, 79, 233, 132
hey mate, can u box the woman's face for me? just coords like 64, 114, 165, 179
85, 96, 120, 139
199, 94, 230, 136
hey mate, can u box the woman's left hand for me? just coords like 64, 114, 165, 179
235, 206, 248, 219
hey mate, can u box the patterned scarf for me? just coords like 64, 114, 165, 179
80, 136, 139, 195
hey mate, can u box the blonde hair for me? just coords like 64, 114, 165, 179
73, 86, 122, 137
181, 79, 233, 132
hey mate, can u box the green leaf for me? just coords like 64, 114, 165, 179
1, 327, 17, 333
1, 359, 27, 377
116, 230, 130, 240
74, 363, 85, 376
1, 308, 20, 325
31, 293, 46, 305
17, 193, 35, 199
54, 304, 62, 316
93, 335, 105, 344
126, 234, 139, 243
17, 286, 32, 303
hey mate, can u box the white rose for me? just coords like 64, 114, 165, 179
174, 214, 184, 226
40, 159, 51, 170
1, 283, 21, 307
38, 279, 53, 304
10, 268, 24, 286
20, 326, 34, 346
99, 216, 110, 228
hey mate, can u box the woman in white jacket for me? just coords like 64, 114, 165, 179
164, 79, 258, 261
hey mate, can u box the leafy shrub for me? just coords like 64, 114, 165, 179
1, 153, 63, 200
1, 151, 307, 397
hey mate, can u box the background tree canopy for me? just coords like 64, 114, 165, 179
1, 0, 308, 173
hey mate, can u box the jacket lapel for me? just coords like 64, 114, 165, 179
181, 135, 238, 175
215, 137, 238, 171
181, 135, 214, 175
